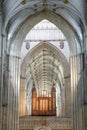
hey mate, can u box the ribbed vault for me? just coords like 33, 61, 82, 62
26, 46, 63, 96
21, 42, 70, 95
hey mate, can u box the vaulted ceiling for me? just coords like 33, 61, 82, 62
26, 46, 63, 96
21, 42, 70, 97
0, 0, 86, 40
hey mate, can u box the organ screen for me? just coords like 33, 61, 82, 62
32, 87, 56, 116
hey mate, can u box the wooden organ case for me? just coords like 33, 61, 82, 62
32, 87, 56, 116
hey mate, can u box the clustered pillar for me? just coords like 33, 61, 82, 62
70, 54, 85, 130
0, 13, 2, 130
1, 55, 21, 130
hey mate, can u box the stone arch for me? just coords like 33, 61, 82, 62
8, 11, 82, 56
21, 41, 70, 77
20, 41, 70, 116
7, 10, 84, 130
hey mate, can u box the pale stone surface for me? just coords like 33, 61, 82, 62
20, 77, 26, 116
19, 116, 72, 130
0, 13, 2, 130
0, 1, 87, 130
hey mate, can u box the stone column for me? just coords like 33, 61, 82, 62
8, 55, 20, 130
7, 55, 14, 130
56, 83, 62, 116
20, 76, 26, 116
64, 76, 71, 116
1, 32, 9, 130
84, 27, 87, 130
70, 53, 84, 130
15, 56, 20, 130
2, 64, 9, 130
0, 12, 2, 130
26, 79, 33, 115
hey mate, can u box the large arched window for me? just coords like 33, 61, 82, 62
32, 87, 56, 116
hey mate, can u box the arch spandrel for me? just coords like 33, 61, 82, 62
8, 11, 82, 56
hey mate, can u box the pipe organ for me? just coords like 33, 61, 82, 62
32, 87, 56, 116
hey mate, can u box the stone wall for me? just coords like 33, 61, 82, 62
19, 116, 72, 130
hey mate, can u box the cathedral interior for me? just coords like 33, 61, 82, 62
0, 0, 87, 130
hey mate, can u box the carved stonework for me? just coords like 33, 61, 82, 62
40, 119, 47, 126
19, 116, 72, 130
